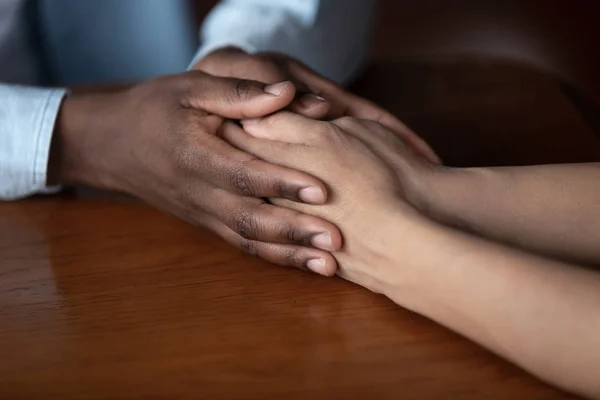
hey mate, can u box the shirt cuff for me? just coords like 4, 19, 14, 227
0, 85, 67, 200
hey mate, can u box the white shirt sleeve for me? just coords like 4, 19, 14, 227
0, 84, 67, 200
190, 0, 376, 84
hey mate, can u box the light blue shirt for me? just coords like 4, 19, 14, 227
0, 0, 374, 200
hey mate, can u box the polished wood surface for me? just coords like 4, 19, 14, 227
2, 59, 598, 399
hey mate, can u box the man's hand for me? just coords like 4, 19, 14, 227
47, 71, 342, 275
194, 47, 441, 164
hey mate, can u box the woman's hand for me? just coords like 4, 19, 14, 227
221, 112, 434, 293
223, 112, 600, 399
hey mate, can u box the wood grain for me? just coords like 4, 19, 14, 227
0, 197, 579, 400
1, 60, 598, 399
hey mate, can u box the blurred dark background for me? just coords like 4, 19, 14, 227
194, 0, 600, 108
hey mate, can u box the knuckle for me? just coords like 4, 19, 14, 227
276, 212, 307, 244
320, 122, 342, 137
173, 144, 194, 171
261, 113, 280, 128
240, 159, 293, 198
234, 211, 260, 240
273, 178, 290, 198
360, 119, 384, 131
172, 182, 206, 221
231, 79, 256, 103
178, 180, 196, 207
333, 115, 360, 129
239, 238, 258, 256
174, 76, 197, 102
228, 163, 256, 196
173, 139, 201, 171
263, 110, 291, 127
278, 222, 300, 244
282, 247, 303, 267
311, 123, 343, 145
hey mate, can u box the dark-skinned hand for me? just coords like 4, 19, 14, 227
47, 70, 342, 275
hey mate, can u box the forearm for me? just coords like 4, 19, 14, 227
415, 164, 600, 264
381, 215, 600, 398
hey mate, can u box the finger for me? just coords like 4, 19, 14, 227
200, 52, 331, 119
221, 121, 296, 169
199, 189, 342, 251
282, 57, 351, 116
332, 117, 404, 155
196, 129, 327, 204
206, 216, 338, 276
258, 56, 331, 119
283, 56, 340, 96
282, 58, 442, 164
179, 70, 296, 119
288, 93, 330, 119
198, 49, 289, 83
240, 111, 331, 144
332, 117, 417, 171
221, 123, 323, 194
344, 99, 442, 164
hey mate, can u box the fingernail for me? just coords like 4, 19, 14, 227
298, 187, 325, 204
299, 93, 327, 109
306, 258, 327, 275
311, 232, 334, 251
264, 81, 291, 96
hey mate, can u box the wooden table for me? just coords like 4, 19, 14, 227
1, 59, 599, 399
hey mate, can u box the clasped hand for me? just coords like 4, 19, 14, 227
51, 49, 436, 278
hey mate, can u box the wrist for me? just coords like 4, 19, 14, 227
408, 166, 484, 230
349, 200, 437, 297
47, 92, 122, 191
374, 205, 480, 313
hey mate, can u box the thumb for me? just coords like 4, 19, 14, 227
181, 71, 296, 119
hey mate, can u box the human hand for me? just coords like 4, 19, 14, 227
217, 113, 600, 399
48, 71, 342, 275
194, 47, 441, 164
221, 112, 438, 293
